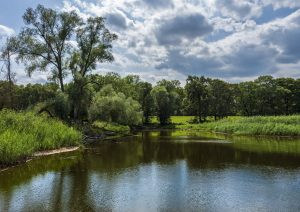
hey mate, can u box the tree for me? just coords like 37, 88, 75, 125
89, 85, 142, 126
237, 81, 258, 116
185, 76, 209, 122
157, 79, 184, 115
275, 78, 297, 115
69, 17, 117, 78
151, 86, 178, 125
208, 79, 234, 120
16, 5, 80, 92
68, 16, 117, 119
0, 37, 18, 108
138, 82, 154, 124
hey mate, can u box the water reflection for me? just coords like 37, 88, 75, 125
1, 130, 300, 211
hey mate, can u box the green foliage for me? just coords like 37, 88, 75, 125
66, 78, 94, 120
138, 82, 154, 123
208, 79, 235, 119
16, 5, 81, 91
52, 92, 71, 119
184, 76, 210, 122
69, 17, 117, 78
151, 86, 179, 125
0, 110, 82, 164
89, 85, 143, 126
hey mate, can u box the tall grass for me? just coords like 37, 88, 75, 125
200, 116, 300, 136
0, 110, 82, 165
150, 116, 195, 124
93, 121, 130, 133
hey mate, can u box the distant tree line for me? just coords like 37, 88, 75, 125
1, 5, 300, 126
1, 73, 300, 125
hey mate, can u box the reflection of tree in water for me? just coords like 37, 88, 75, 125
1, 131, 300, 211
67, 153, 95, 211
140, 131, 300, 168
0, 151, 83, 211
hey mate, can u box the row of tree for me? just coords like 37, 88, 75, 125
1, 73, 300, 125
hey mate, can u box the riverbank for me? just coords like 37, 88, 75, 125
0, 110, 82, 168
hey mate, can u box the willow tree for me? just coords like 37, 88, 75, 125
16, 5, 80, 92
68, 17, 117, 119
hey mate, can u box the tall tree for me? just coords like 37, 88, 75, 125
0, 37, 18, 108
68, 17, 117, 119
237, 81, 258, 116
157, 79, 184, 115
138, 82, 154, 124
16, 5, 80, 92
208, 79, 234, 120
69, 17, 117, 78
185, 76, 209, 122
151, 86, 178, 125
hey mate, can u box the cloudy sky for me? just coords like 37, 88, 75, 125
1, 0, 300, 84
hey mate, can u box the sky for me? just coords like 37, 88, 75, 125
1, 0, 300, 84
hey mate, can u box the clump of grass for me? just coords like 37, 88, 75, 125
93, 121, 130, 133
150, 116, 195, 125
0, 110, 82, 165
199, 116, 300, 136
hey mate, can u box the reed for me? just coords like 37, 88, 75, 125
0, 110, 82, 165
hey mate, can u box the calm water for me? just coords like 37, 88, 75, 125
1, 131, 300, 212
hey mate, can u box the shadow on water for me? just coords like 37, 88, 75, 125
1, 130, 300, 211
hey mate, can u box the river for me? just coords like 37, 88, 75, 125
1, 130, 300, 211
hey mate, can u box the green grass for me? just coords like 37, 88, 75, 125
93, 121, 130, 133
0, 110, 82, 165
182, 115, 300, 136
150, 116, 194, 124
150, 115, 300, 136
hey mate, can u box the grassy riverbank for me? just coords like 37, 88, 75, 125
0, 110, 82, 166
175, 116, 300, 136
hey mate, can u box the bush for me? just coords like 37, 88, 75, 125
89, 85, 143, 126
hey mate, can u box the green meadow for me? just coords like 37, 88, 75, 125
175, 116, 300, 136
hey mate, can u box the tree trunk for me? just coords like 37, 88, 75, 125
58, 71, 65, 92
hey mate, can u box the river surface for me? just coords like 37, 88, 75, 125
1, 130, 300, 212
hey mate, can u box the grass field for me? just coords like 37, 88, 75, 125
150, 116, 195, 124
0, 110, 82, 165
174, 115, 300, 136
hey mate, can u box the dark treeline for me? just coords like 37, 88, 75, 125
1, 5, 300, 126
1, 74, 300, 125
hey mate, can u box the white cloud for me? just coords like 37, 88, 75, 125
5, 0, 300, 84
0, 25, 14, 39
